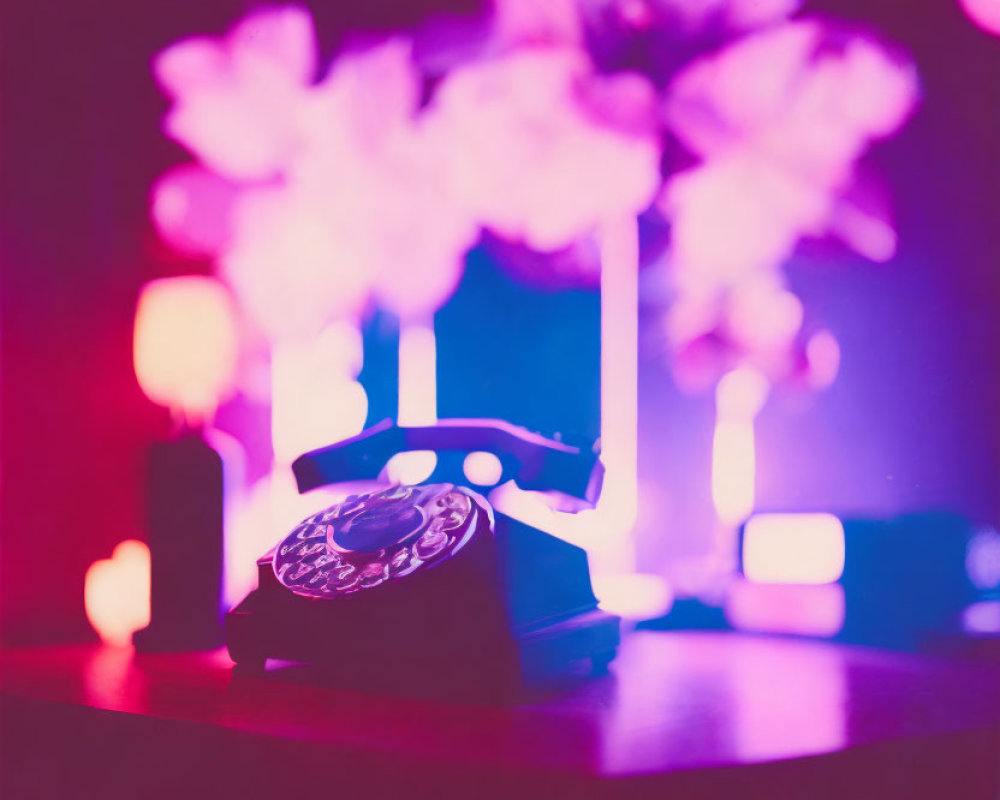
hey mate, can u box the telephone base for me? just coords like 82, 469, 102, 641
226, 596, 620, 694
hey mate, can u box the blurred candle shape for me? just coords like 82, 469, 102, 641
84, 540, 151, 646
133, 276, 239, 425
712, 367, 769, 527
131, 276, 240, 651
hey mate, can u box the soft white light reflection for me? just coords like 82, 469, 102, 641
743, 513, 845, 584
725, 579, 845, 637
386, 451, 438, 485
593, 573, 673, 618
397, 317, 437, 427
270, 326, 368, 466
712, 368, 769, 526
463, 451, 504, 486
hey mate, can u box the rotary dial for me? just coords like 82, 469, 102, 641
272, 483, 483, 599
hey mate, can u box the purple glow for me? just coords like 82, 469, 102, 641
601, 633, 847, 772
966, 527, 1000, 591
659, 0, 801, 30
963, 601, 1000, 635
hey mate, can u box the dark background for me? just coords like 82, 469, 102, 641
2, 0, 998, 644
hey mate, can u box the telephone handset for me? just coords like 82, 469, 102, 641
291, 417, 604, 510
225, 419, 619, 689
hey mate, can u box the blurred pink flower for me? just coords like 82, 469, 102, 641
206, 34, 476, 337
154, 5, 317, 181
150, 164, 240, 257
658, 20, 918, 380
426, 46, 662, 252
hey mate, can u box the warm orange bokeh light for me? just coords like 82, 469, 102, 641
133, 276, 239, 422
84, 540, 151, 646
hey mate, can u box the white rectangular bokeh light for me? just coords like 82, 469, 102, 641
742, 513, 845, 585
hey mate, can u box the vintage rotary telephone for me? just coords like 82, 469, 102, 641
225, 419, 620, 687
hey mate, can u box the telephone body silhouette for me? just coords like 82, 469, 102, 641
225, 419, 620, 687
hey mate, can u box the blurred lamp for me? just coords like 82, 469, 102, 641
133, 276, 239, 424
731, 513, 991, 649
742, 513, 845, 584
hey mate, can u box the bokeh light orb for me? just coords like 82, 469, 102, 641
463, 451, 504, 486
959, 0, 1000, 36
133, 276, 239, 422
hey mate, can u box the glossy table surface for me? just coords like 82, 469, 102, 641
3, 631, 1000, 798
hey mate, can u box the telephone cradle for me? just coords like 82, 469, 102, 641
225, 420, 621, 688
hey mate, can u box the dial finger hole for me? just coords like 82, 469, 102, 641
437, 491, 471, 514
302, 566, 332, 590
414, 529, 450, 560
328, 565, 359, 591
430, 511, 465, 532
295, 524, 325, 541
388, 547, 411, 574
359, 561, 388, 588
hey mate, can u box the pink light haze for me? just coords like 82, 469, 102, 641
725, 579, 846, 637
730, 631, 846, 761
151, 165, 239, 257
742, 513, 846, 584
602, 633, 846, 772
960, 0, 1000, 35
